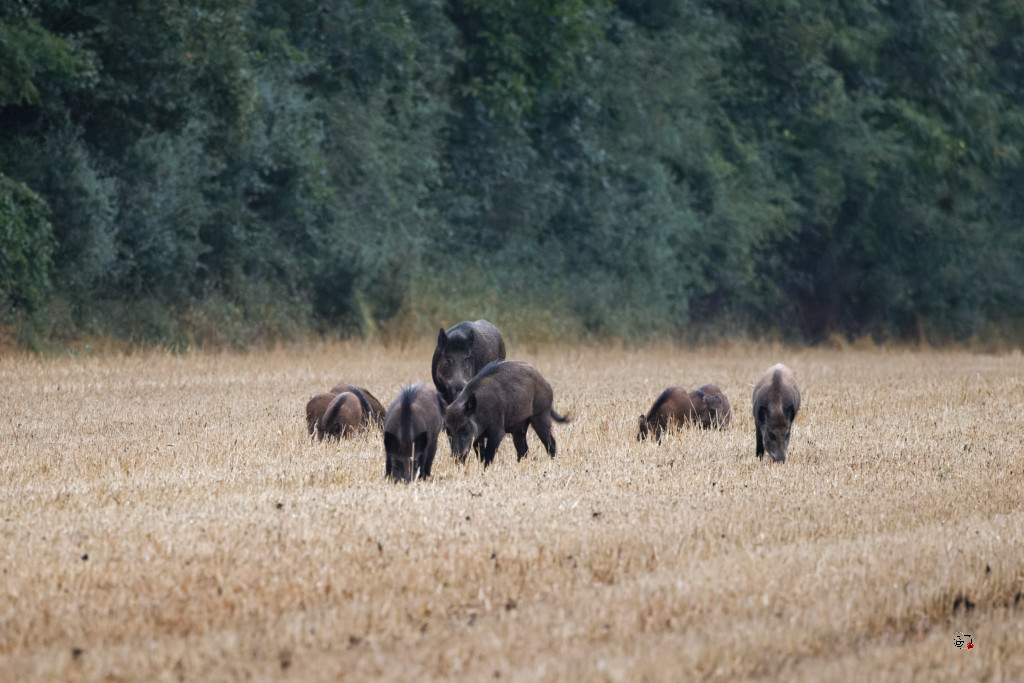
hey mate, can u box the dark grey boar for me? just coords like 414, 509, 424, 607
444, 360, 569, 467
752, 363, 801, 462
383, 384, 446, 483
316, 391, 365, 441
637, 383, 732, 440
431, 319, 507, 403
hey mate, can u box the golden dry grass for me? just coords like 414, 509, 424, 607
1, 341, 1022, 681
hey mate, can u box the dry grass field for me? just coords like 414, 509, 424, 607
1, 341, 1022, 681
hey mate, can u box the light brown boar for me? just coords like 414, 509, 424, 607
329, 382, 386, 425
752, 363, 801, 462
637, 383, 731, 441
316, 391, 364, 441
694, 383, 732, 429
305, 383, 386, 440
306, 393, 337, 435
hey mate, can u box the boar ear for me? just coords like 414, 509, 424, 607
465, 393, 477, 416
437, 328, 447, 348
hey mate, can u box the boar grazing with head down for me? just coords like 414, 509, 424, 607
306, 382, 385, 439
752, 363, 801, 462
431, 319, 507, 403
637, 383, 732, 441
444, 360, 569, 467
637, 386, 695, 442
316, 391, 369, 441
383, 384, 446, 483
306, 393, 337, 435
330, 382, 386, 425
694, 383, 732, 429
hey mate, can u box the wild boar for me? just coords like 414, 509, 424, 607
316, 391, 365, 441
431, 319, 507, 403
637, 383, 732, 441
306, 393, 337, 435
444, 360, 569, 467
694, 383, 732, 429
752, 363, 801, 462
306, 382, 384, 440
637, 386, 697, 442
383, 384, 446, 483
329, 382, 386, 425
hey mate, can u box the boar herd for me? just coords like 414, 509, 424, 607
305, 319, 802, 482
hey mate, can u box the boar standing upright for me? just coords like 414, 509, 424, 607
383, 384, 446, 483
752, 363, 801, 462
316, 391, 366, 441
637, 384, 731, 441
431, 319, 507, 403
444, 360, 569, 467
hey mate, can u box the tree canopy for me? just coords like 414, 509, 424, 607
1, 0, 1022, 348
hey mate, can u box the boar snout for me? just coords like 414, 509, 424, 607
448, 379, 467, 399
448, 416, 477, 463
445, 394, 479, 462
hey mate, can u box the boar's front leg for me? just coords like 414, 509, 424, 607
468, 435, 486, 463
479, 428, 504, 467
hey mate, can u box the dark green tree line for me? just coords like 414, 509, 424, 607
1, 0, 1022, 348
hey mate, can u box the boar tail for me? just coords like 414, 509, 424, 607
550, 408, 570, 423
401, 385, 414, 441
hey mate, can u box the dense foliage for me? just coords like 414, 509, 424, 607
1, 0, 1022, 347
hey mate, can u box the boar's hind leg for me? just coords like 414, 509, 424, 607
421, 434, 439, 479
384, 433, 397, 477
511, 426, 529, 461
532, 412, 557, 457
413, 432, 431, 480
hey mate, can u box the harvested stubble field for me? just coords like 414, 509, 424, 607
1, 341, 1022, 682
